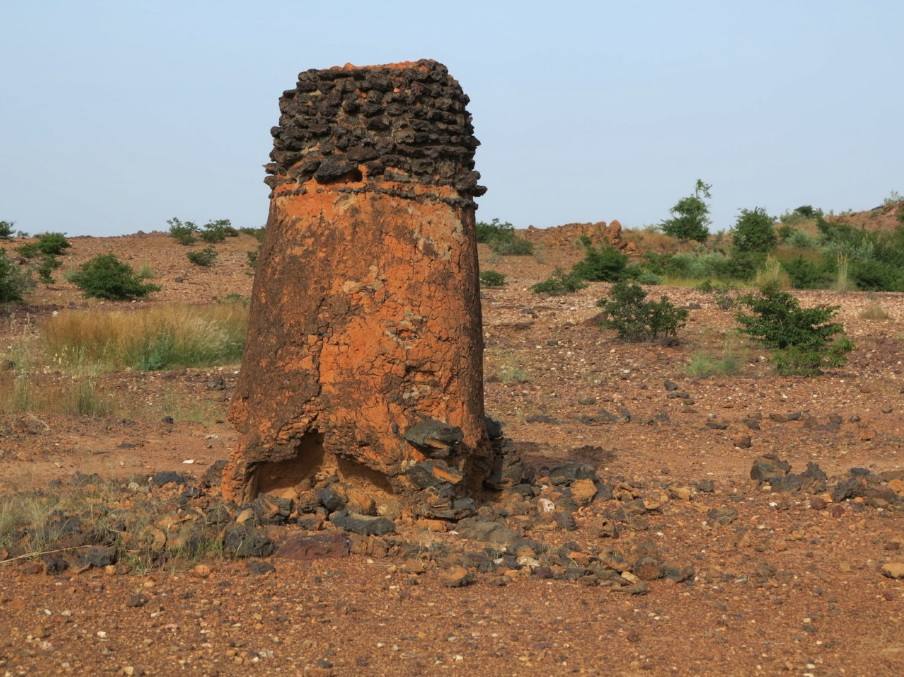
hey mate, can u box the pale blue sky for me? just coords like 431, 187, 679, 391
1, 1, 902, 235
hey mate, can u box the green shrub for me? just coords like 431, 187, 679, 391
36, 255, 61, 284
572, 237, 628, 281
239, 226, 266, 241
168, 217, 199, 245
531, 268, 587, 295
187, 246, 218, 267
476, 219, 534, 256
597, 281, 688, 342
849, 258, 902, 291
68, 254, 161, 300
0, 250, 33, 303
686, 349, 742, 378
200, 219, 238, 243
736, 285, 853, 375
635, 270, 662, 285
479, 270, 506, 288
0, 221, 15, 240
18, 232, 71, 259
247, 249, 259, 269
786, 228, 816, 248
732, 207, 776, 253
782, 256, 832, 289
753, 255, 790, 289
661, 179, 711, 242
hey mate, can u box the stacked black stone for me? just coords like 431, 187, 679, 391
265, 59, 485, 205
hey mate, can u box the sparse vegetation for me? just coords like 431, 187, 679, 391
597, 281, 688, 342
860, 302, 891, 320
36, 254, 62, 284
479, 270, 506, 288
199, 219, 239, 243
0, 250, 34, 302
68, 254, 161, 300
736, 285, 853, 375
168, 217, 199, 245
239, 226, 266, 241
732, 208, 777, 254
572, 237, 628, 281
661, 179, 711, 242
476, 219, 534, 256
187, 246, 218, 267
17, 232, 71, 259
531, 268, 587, 295
686, 344, 744, 378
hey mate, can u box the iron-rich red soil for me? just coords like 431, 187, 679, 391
0, 232, 902, 675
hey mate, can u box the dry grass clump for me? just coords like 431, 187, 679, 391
41, 303, 248, 371
0, 477, 226, 571
859, 302, 891, 321
0, 374, 112, 417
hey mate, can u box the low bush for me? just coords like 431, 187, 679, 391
782, 256, 832, 289
187, 246, 218, 267
476, 219, 534, 256
18, 232, 71, 259
68, 254, 160, 300
531, 268, 587, 295
0, 250, 33, 303
736, 285, 853, 375
572, 237, 628, 281
686, 348, 743, 378
753, 255, 790, 290
479, 270, 506, 288
239, 226, 266, 241
36, 254, 61, 284
732, 207, 777, 253
597, 281, 688, 342
860, 302, 890, 320
168, 217, 199, 245
661, 179, 711, 242
41, 303, 248, 371
0, 221, 15, 240
200, 219, 239, 243
635, 270, 662, 285
247, 249, 259, 269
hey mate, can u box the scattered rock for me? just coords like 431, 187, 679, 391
880, 562, 904, 579
246, 560, 276, 575
277, 532, 351, 560
441, 565, 475, 588
330, 511, 395, 536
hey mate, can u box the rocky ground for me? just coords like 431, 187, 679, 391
0, 232, 903, 675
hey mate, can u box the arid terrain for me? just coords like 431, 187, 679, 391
1, 228, 903, 676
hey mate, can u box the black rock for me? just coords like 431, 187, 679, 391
549, 463, 597, 486
313, 158, 361, 183
42, 554, 69, 575
223, 524, 275, 558
403, 417, 464, 456
750, 455, 791, 483
80, 546, 117, 569
150, 471, 191, 487
554, 511, 578, 531
455, 518, 520, 547
246, 560, 276, 576
317, 486, 346, 513
484, 416, 504, 440
201, 460, 227, 488
330, 511, 395, 536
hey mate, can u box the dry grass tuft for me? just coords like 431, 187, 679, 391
41, 303, 248, 371
860, 302, 891, 321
